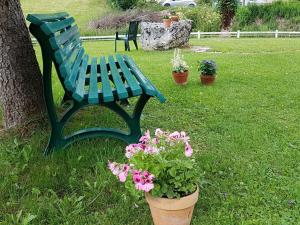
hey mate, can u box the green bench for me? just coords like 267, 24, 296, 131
27, 12, 165, 155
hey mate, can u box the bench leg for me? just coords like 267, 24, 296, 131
125, 40, 130, 52
61, 93, 72, 106
130, 93, 151, 141
133, 40, 138, 50
44, 94, 151, 155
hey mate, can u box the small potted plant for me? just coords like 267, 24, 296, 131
170, 11, 179, 22
108, 129, 199, 225
163, 15, 171, 28
172, 48, 189, 85
198, 60, 217, 85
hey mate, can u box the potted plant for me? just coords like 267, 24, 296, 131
172, 48, 189, 85
170, 11, 179, 22
163, 15, 171, 28
108, 129, 199, 225
198, 60, 217, 85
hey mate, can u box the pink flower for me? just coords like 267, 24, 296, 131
132, 170, 155, 192
144, 145, 159, 154
185, 143, 193, 157
133, 175, 141, 183
135, 182, 144, 191
155, 128, 164, 137
123, 164, 130, 172
143, 171, 150, 178
169, 131, 181, 140
108, 162, 131, 182
153, 137, 159, 144
108, 161, 116, 171
143, 183, 154, 192
139, 130, 151, 144
118, 172, 127, 182
125, 144, 143, 158
108, 162, 120, 175
133, 170, 140, 176
180, 132, 190, 142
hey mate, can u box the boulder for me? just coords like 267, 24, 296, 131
140, 20, 192, 51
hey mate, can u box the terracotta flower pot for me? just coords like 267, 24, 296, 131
145, 187, 199, 225
163, 19, 172, 28
172, 71, 189, 85
170, 15, 179, 22
200, 74, 216, 85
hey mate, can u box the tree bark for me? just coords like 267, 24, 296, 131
0, 0, 45, 129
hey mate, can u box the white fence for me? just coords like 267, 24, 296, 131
190, 30, 300, 39
31, 31, 300, 43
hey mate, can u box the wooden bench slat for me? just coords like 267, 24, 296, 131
107, 56, 128, 99
49, 25, 79, 50
59, 46, 81, 78
124, 55, 166, 103
88, 57, 99, 104
115, 54, 142, 96
41, 17, 75, 35
65, 48, 85, 90
73, 55, 89, 102
26, 12, 69, 25
100, 57, 114, 102
54, 34, 81, 64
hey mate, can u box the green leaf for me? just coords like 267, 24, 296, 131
169, 167, 176, 177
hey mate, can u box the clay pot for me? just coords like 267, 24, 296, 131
171, 15, 179, 22
163, 19, 172, 28
145, 187, 199, 225
200, 74, 216, 85
172, 71, 189, 85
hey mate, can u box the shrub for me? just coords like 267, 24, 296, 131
108, 0, 139, 10
217, 0, 239, 30
181, 5, 221, 32
136, 0, 165, 11
233, 1, 300, 31
90, 9, 164, 30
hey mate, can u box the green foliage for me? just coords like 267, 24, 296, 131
233, 1, 300, 31
1, 39, 300, 224
135, 0, 165, 10
217, 0, 239, 29
108, 0, 139, 10
198, 60, 217, 76
180, 5, 221, 31
21, 0, 114, 36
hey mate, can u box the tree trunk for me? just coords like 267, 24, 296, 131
0, 0, 45, 129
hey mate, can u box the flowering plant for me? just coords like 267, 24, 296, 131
172, 48, 189, 73
198, 60, 217, 76
108, 129, 198, 199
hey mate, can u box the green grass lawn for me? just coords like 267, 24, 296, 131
0, 38, 300, 224
21, 0, 113, 36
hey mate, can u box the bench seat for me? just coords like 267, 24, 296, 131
69, 54, 165, 104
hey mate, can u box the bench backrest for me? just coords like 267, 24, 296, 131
27, 13, 85, 92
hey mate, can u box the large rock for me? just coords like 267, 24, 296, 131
140, 20, 192, 51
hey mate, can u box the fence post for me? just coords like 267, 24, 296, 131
198, 31, 200, 39
237, 30, 240, 38
275, 30, 278, 38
